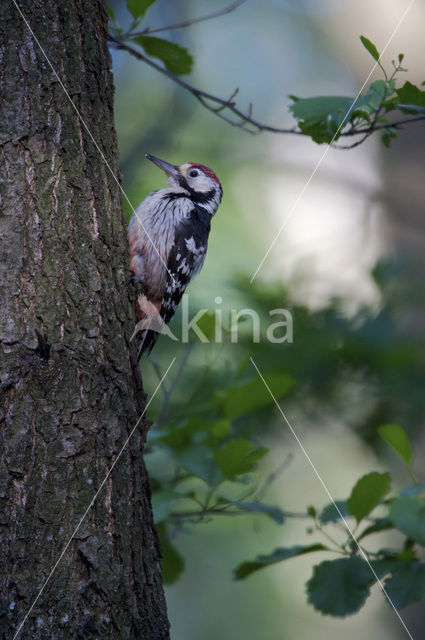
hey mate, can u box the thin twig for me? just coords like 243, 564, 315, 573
127, 0, 248, 37
313, 516, 345, 551
169, 507, 311, 520
343, 115, 425, 134
333, 82, 389, 149
331, 133, 373, 150
108, 35, 300, 135
108, 35, 425, 142
255, 453, 293, 500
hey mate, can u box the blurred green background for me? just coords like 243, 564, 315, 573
110, 1, 425, 638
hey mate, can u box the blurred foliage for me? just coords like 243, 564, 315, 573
106, 0, 425, 625
108, 0, 193, 76
290, 37, 425, 146
142, 268, 425, 616
107, 1, 425, 146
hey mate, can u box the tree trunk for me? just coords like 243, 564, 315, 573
0, 1, 169, 638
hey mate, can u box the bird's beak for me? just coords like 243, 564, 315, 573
145, 154, 179, 178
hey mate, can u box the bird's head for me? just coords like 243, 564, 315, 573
145, 153, 222, 214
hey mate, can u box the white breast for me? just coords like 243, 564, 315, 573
129, 188, 194, 300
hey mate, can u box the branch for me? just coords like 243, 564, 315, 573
169, 507, 311, 520
343, 115, 425, 134
332, 115, 425, 149
108, 35, 300, 135
128, 0, 248, 37
108, 36, 425, 142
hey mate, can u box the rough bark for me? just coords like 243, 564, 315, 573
0, 1, 169, 638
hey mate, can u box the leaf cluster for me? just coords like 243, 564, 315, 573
289, 36, 425, 147
108, 0, 193, 76
235, 426, 425, 617
106, 2, 425, 617
108, 5, 425, 147
145, 340, 294, 584
143, 269, 425, 616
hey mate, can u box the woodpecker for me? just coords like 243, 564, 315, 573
129, 154, 223, 358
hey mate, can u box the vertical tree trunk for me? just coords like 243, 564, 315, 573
0, 1, 169, 638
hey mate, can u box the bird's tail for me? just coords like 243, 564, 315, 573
131, 294, 163, 360
136, 328, 160, 359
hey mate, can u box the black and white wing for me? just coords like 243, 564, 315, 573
137, 209, 211, 357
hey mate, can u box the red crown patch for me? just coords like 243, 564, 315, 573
189, 163, 221, 186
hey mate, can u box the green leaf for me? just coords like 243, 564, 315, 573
360, 36, 380, 62
234, 544, 327, 580
306, 557, 373, 617
396, 81, 425, 105
126, 0, 157, 20
378, 424, 413, 466
289, 96, 354, 143
161, 537, 185, 585
357, 518, 393, 541
160, 418, 206, 451
160, 416, 230, 451
289, 97, 353, 120
397, 104, 425, 114
289, 78, 396, 143
381, 130, 397, 148
347, 472, 391, 524
133, 36, 193, 75
396, 81, 425, 114
384, 563, 425, 609
210, 419, 231, 439
319, 500, 348, 524
231, 500, 285, 524
215, 373, 293, 420
354, 79, 395, 117
397, 548, 418, 562
291, 78, 399, 143
214, 439, 268, 481
371, 557, 403, 579
389, 495, 425, 544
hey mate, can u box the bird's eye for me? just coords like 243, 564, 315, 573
189, 169, 199, 177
